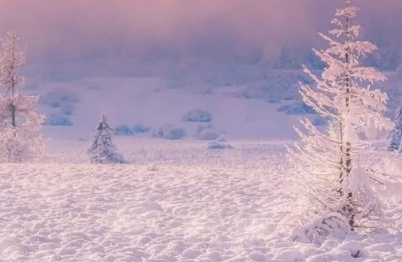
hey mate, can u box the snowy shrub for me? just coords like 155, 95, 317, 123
41, 89, 79, 108
277, 103, 316, 115
152, 125, 187, 140
207, 133, 232, 149
45, 114, 73, 126
182, 109, 213, 123
114, 125, 134, 136
168, 128, 186, 140
208, 141, 233, 150
197, 125, 221, 141
114, 124, 151, 136
132, 124, 151, 134
200, 129, 221, 141
291, 212, 351, 244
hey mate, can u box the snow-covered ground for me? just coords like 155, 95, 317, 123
30, 73, 401, 142
0, 139, 401, 262
0, 75, 400, 261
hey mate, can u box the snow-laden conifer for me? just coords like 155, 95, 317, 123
288, 0, 393, 241
0, 30, 45, 162
88, 115, 125, 164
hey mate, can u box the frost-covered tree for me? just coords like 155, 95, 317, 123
88, 115, 125, 164
388, 103, 402, 152
0, 30, 45, 162
288, 0, 393, 241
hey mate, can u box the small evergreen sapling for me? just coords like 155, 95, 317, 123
88, 115, 125, 164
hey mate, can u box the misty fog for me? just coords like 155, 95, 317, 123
0, 0, 401, 79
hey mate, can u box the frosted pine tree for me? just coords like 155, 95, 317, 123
88, 115, 125, 164
0, 30, 45, 162
388, 103, 402, 151
288, 0, 393, 242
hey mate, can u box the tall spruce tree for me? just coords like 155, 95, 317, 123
288, 0, 393, 241
88, 115, 125, 164
0, 30, 45, 162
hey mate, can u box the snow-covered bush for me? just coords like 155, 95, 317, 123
182, 109, 212, 123
152, 124, 187, 140
291, 212, 351, 244
208, 141, 233, 150
41, 89, 79, 108
277, 103, 316, 115
132, 124, 151, 134
197, 125, 221, 140
199, 129, 220, 141
88, 115, 125, 164
45, 114, 73, 126
207, 133, 232, 149
114, 124, 151, 136
114, 125, 134, 136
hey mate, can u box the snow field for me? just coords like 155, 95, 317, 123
0, 140, 289, 261
0, 140, 401, 261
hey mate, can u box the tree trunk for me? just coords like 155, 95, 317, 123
341, 1, 355, 229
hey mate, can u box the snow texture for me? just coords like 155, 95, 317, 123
0, 139, 401, 262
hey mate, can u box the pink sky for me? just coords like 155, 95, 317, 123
0, 0, 400, 64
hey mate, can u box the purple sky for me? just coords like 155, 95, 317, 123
0, 0, 400, 67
